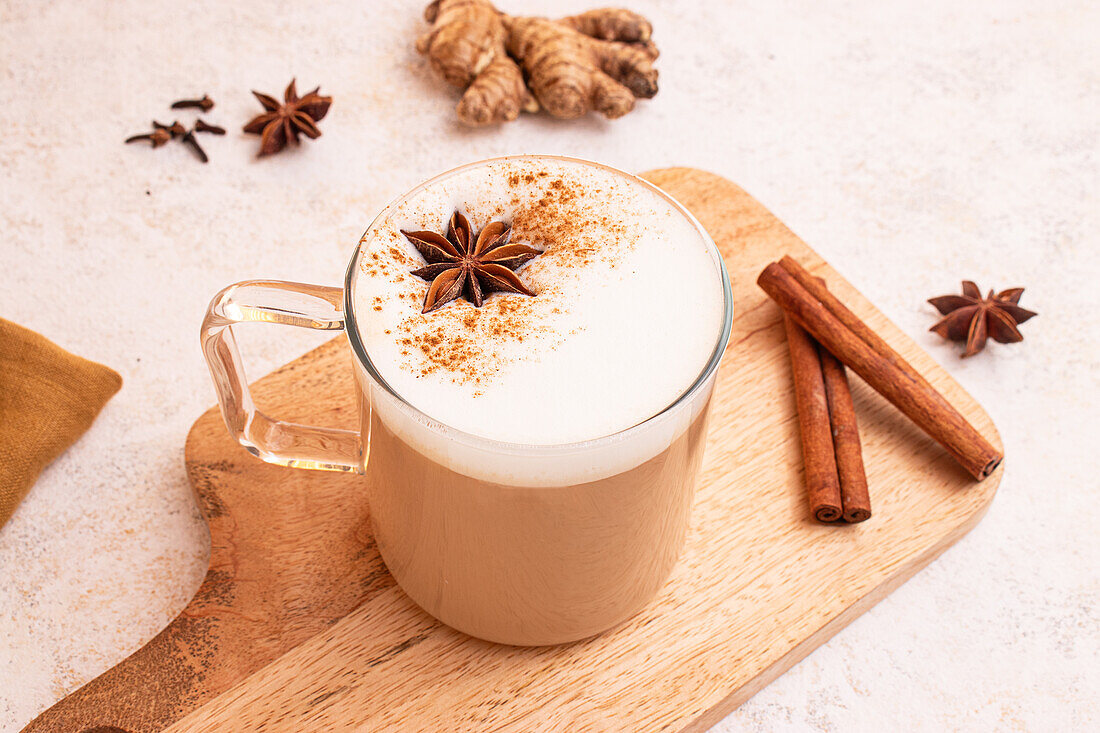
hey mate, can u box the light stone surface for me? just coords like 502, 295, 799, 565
1, 0, 1097, 730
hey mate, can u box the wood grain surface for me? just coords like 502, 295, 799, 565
23, 168, 1002, 733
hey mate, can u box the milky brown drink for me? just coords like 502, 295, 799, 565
349, 157, 729, 645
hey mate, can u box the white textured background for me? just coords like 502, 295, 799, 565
1, 0, 1097, 730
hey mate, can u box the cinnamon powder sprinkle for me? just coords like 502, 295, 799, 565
360, 164, 644, 388
397, 295, 546, 383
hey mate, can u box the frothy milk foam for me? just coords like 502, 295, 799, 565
351, 158, 726, 485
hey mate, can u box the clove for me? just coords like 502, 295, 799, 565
170, 94, 214, 111
153, 120, 187, 138
125, 128, 172, 147
180, 130, 209, 163
194, 119, 226, 135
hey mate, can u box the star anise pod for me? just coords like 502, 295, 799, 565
242, 79, 332, 156
403, 210, 542, 313
928, 281, 1037, 357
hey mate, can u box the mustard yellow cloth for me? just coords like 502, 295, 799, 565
0, 318, 121, 528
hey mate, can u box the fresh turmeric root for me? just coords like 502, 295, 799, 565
416, 0, 659, 125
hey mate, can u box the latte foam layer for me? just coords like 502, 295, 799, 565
351, 158, 725, 451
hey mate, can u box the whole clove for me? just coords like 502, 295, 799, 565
180, 130, 209, 163
171, 94, 214, 111
153, 120, 187, 138
194, 119, 226, 135
125, 128, 172, 147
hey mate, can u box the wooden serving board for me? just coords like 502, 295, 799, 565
24, 168, 1002, 733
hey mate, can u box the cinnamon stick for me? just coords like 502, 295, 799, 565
784, 315, 843, 522
819, 346, 871, 523
758, 257, 1002, 480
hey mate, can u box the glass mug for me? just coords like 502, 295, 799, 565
201, 156, 733, 646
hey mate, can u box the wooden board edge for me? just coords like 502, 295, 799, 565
680, 484, 998, 732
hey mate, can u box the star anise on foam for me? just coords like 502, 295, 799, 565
242, 79, 332, 156
928, 281, 1037, 357
403, 210, 542, 313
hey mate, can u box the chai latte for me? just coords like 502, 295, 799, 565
349, 157, 727, 644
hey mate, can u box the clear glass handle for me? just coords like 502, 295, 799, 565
201, 280, 364, 473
